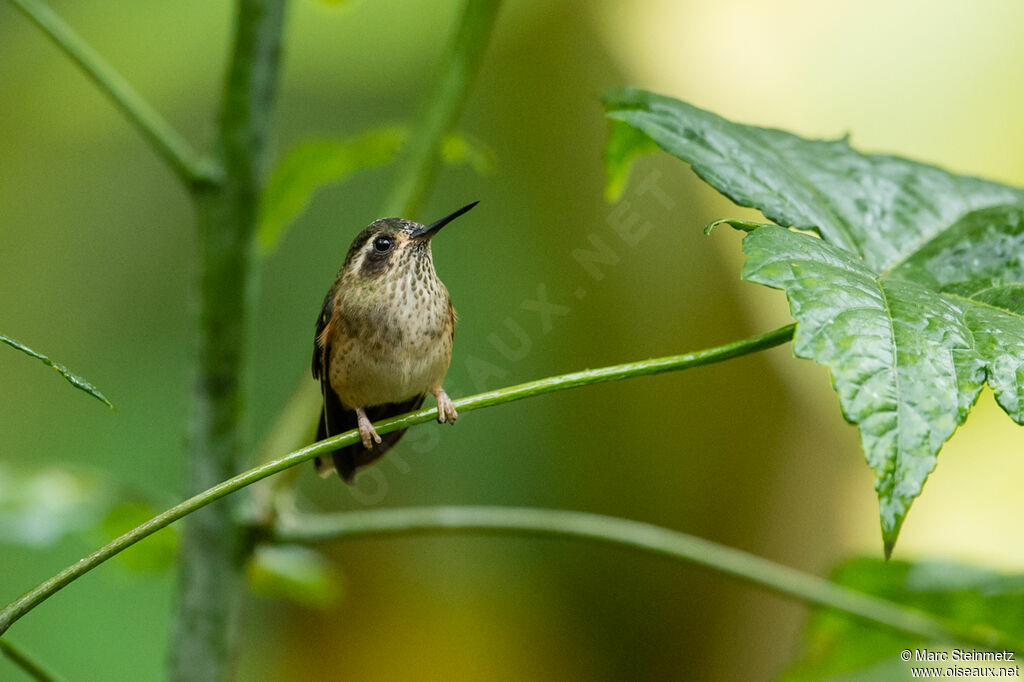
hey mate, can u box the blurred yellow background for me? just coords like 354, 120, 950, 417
2, 0, 1023, 679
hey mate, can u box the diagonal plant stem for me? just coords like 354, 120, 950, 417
0, 324, 793, 637
381, 0, 502, 219
0, 638, 59, 682
270, 506, 1023, 653
7, 0, 217, 186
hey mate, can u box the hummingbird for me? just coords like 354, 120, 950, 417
311, 201, 477, 482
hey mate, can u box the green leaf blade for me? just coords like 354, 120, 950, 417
247, 544, 342, 609
742, 227, 988, 548
967, 306, 1024, 423
784, 558, 1024, 681
1, 333, 113, 409
606, 89, 1024, 552
604, 118, 659, 202
439, 131, 496, 176
258, 128, 495, 256
603, 88, 1024, 271
101, 501, 178, 572
890, 205, 1024, 423
258, 127, 407, 256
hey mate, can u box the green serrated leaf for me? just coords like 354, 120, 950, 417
603, 88, 1023, 272
741, 224, 992, 549
247, 544, 342, 609
1, 333, 113, 409
604, 89, 1024, 552
704, 218, 764, 235
783, 558, 1024, 681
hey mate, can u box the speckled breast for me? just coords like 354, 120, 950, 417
328, 271, 454, 408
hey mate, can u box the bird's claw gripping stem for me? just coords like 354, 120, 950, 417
434, 389, 458, 425
355, 407, 383, 449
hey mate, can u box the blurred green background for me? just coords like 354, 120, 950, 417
2, 0, 1024, 679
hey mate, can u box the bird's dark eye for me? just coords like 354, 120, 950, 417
372, 236, 393, 253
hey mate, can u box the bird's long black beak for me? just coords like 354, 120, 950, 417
410, 201, 479, 239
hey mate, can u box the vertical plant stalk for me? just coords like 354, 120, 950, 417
380, 0, 502, 218
170, 1, 286, 680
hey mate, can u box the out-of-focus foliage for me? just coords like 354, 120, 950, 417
99, 501, 178, 572
0, 464, 110, 547
603, 120, 657, 202
783, 558, 1024, 681
0, 463, 179, 572
438, 131, 495, 176
247, 544, 343, 610
258, 128, 405, 255
259, 128, 494, 255
604, 89, 1024, 554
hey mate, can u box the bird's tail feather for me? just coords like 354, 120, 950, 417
314, 392, 425, 484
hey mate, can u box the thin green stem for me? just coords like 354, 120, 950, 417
380, 0, 502, 218
271, 506, 1022, 653
0, 638, 59, 682
0, 324, 793, 637
6, 0, 217, 187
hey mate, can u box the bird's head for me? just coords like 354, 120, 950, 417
340, 201, 478, 284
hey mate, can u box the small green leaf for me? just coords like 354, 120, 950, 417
604, 118, 660, 202
247, 544, 342, 609
0, 464, 180, 572
258, 127, 406, 256
258, 128, 494, 256
604, 89, 1024, 553
0, 464, 109, 547
1, 333, 113, 409
704, 218, 764, 235
100, 501, 177, 572
783, 558, 1024, 681
440, 131, 496, 176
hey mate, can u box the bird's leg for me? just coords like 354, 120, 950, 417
355, 407, 382, 449
433, 388, 458, 425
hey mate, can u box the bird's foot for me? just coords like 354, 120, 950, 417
355, 407, 382, 449
433, 389, 458, 424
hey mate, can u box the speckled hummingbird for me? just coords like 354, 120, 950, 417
311, 201, 477, 482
